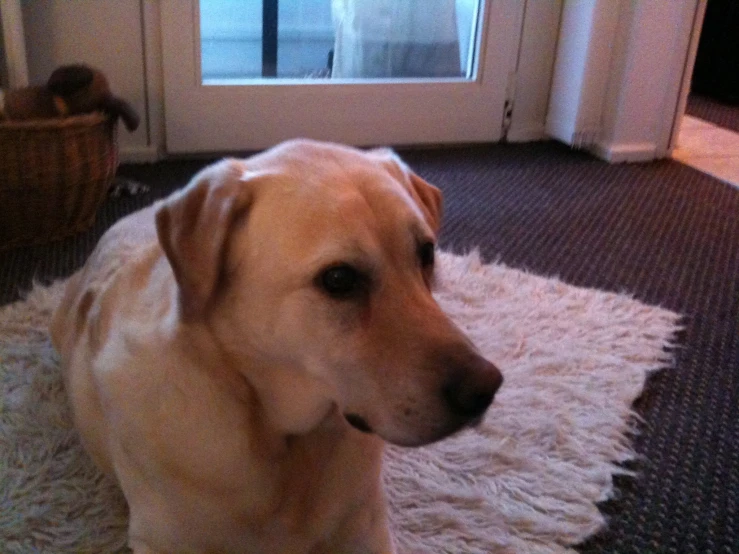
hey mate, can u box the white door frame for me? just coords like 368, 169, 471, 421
0, 0, 28, 87
506, 0, 563, 143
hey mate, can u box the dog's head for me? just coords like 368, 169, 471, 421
156, 139, 502, 446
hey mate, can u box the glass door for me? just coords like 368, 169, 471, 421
161, 0, 522, 153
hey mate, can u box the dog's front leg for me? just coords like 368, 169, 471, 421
128, 531, 173, 554
323, 533, 397, 554
358, 526, 397, 554
324, 507, 397, 554
129, 543, 167, 554
371, 523, 398, 554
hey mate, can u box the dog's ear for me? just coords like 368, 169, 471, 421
406, 171, 443, 235
156, 159, 253, 320
370, 148, 443, 235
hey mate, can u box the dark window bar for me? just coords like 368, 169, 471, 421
262, 0, 278, 77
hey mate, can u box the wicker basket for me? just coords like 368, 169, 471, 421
0, 112, 118, 250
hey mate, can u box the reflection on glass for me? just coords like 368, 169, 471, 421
200, 0, 480, 82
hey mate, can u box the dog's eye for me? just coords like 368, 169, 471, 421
419, 242, 435, 268
320, 265, 362, 298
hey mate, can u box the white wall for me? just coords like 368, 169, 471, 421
1, 0, 29, 87
546, 0, 701, 162
0, 7, 8, 86
597, 0, 700, 161
21, 0, 152, 159
546, 0, 621, 147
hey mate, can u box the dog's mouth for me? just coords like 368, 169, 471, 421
344, 413, 373, 434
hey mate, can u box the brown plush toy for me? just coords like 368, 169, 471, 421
0, 64, 140, 131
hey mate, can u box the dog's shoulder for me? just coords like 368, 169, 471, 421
52, 204, 172, 362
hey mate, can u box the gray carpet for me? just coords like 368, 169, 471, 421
1, 141, 737, 553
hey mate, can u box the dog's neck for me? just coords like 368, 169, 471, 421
176, 321, 354, 447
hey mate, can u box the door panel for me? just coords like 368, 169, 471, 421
161, 0, 523, 153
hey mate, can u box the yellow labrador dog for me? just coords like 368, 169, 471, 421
51, 139, 503, 554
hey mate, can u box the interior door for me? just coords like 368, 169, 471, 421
161, 0, 523, 153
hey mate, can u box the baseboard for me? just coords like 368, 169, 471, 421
544, 115, 577, 146
589, 141, 660, 163
119, 145, 162, 164
506, 124, 548, 143
545, 117, 602, 149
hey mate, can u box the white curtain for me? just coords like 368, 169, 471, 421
331, 0, 462, 78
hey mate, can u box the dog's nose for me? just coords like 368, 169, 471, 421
443, 357, 503, 419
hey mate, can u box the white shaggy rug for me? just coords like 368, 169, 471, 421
0, 251, 681, 553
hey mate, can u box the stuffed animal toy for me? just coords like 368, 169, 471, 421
0, 64, 140, 131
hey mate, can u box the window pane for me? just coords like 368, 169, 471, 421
200, 0, 481, 82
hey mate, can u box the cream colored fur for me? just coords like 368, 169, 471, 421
49, 140, 502, 553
